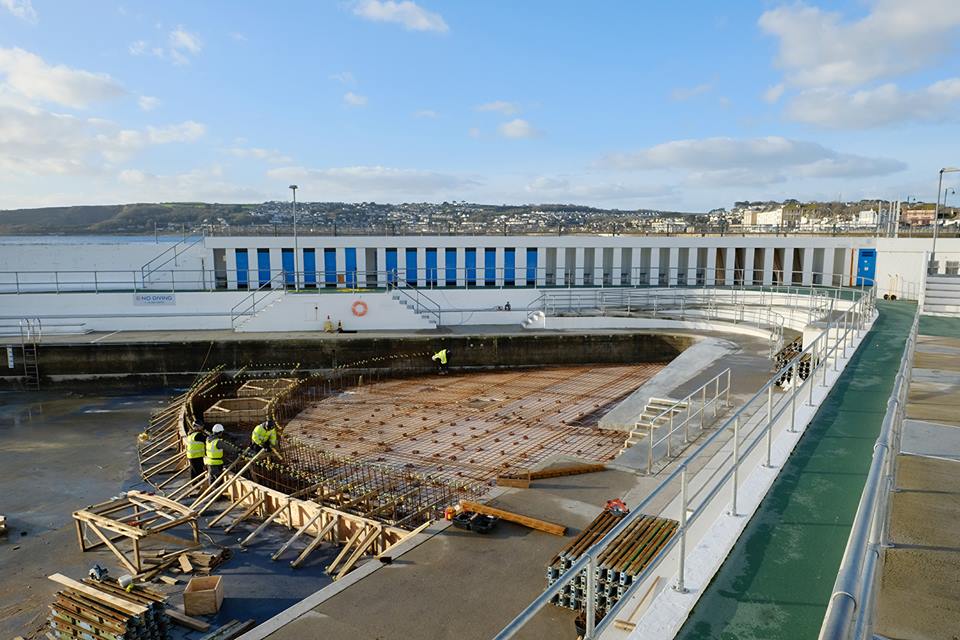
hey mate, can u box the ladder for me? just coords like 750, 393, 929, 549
19, 318, 41, 390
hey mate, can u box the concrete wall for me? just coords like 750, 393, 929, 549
0, 332, 693, 384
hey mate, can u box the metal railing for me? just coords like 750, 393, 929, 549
494, 286, 876, 640
818, 307, 919, 640
140, 235, 205, 282
0, 266, 874, 296
229, 272, 288, 328
388, 281, 442, 326
643, 369, 732, 474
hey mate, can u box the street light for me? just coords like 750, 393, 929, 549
289, 184, 299, 289
931, 167, 960, 273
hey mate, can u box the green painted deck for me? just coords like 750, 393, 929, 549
677, 301, 916, 640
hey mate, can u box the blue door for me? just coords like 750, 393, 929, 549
235, 249, 249, 289
504, 248, 515, 286
281, 249, 295, 288
386, 249, 398, 285
485, 248, 496, 286
324, 249, 337, 287
526, 248, 538, 286
465, 249, 476, 286
856, 248, 876, 286
345, 248, 357, 288
303, 249, 317, 288
257, 249, 270, 287
445, 248, 457, 286
406, 248, 418, 286
426, 248, 438, 287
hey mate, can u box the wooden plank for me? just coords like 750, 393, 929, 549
179, 555, 194, 573
335, 526, 381, 580
460, 500, 566, 536
198, 618, 256, 640
166, 607, 211, 632
84, 522, 139, 575
325, 526, 366, 574
528, 463, 606, 480
495, 475, 531, 489
47, 574, 147, 616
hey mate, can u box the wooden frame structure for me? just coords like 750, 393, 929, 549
73, 491, 199, 576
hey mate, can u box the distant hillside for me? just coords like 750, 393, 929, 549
0, 203, 257, 234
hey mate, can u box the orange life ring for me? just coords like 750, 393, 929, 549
351, 300, 368, 317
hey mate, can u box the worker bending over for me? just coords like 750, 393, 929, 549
251, 418, 279, 453
204, 423, 226, 483
432, 348, 449, 374
184, 422, 206, 479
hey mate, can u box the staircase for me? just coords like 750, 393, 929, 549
19, 318, 41, 390
619, 397, 688, 454
389, 285, 441, 328
922, 275, 960, 316
140, 235, 205, 286
231, 273, 287, 331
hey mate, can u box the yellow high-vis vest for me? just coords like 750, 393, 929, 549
184, 433, 205, 459
204, 437, 224, 466
252, 423, 278, 448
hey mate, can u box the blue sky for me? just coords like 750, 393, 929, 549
1, 0, 959, 210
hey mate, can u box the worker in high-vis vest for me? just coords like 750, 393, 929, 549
184, 422, 206, 479
432, 348, 449, 374
205, 423, 226, 482
251, 418, 278, 453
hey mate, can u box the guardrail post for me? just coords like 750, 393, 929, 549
790, 374, 798, 433
133, 270, 137, 293
700, 386, 706, 432
674, 466, 688, 593
94, 271, 98, 294
15, 271, 20, 294
729, 415, 740, 516
668, 412, 674, 457
765, 385, 774, 468
585, 555, 596, 639
647, 425, 654, 475
725, 369, 731, 407
823, 335, 830, 385
55, 271, 59, 294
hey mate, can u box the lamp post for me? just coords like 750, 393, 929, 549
289, 184, 299, 289
931, 168, 960, 274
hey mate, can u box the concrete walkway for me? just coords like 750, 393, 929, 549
677, 301, 915, 640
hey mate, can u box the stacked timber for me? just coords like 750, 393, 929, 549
546, 511, 677, 616
47, 573, 170, 640
202, 398, 270, 428
236, 378, 296, 398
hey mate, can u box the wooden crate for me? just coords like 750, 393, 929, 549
183, 576, 223, 616
237, 378, 296, 398
202, 398, 270, 428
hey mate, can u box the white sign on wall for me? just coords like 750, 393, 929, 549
133, 294, 176, 306
7, 347, 14, 369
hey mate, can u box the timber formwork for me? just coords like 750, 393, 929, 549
547, 510, 678, 618
283, 365, 661, 484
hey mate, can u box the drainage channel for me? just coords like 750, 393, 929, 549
676, 301, 915, 640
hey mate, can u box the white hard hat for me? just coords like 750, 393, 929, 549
212, 423, 224, 434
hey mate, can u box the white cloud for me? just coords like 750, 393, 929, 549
1, 0, 36, 22
138, 95, 159, 111
786, 79, 960, 128
228, 146, 292, 164
0, 99, 207, 176
330, 71, 356, 84
146, 121, 205, 144
0, 47, 126, 109
343, 91, 368, 107
230, 32, 247, 42
352, 0, 448, 33
670, 82, 713, 101
131, 26, 203, 65
498, 118, 540, 139
476, 100, 519, 115
600, 136, 904, 185
763, 83, 785, 104
525, 176, 673, 201
414, 109, 439, 118
759, 0, 960, 88
170, 26, 202, 54
109, 165, 266, 202
467, 127, 480, 138
267, 165, 475, 198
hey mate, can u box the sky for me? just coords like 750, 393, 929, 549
1, 0, 959, 211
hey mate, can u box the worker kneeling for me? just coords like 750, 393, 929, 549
432, 348, 449, 375
252, 418, 279, 454
184, 422, 206, 479
204, 423, 226, 483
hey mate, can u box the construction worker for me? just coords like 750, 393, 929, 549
204, 424, 226, 483
432, 348, 449, 374
183, 422, 206, 479
251, 418, 279, 453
